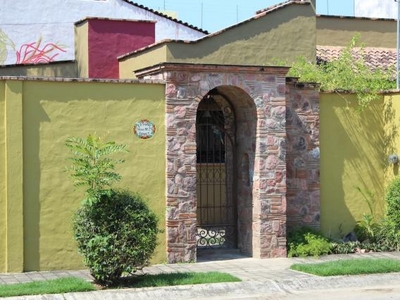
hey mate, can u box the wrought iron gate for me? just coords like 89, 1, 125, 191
196, 94, 237, 249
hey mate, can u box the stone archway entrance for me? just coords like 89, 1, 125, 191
135, 63, 290, 263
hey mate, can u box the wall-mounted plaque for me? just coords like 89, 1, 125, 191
133, 119, 156, 139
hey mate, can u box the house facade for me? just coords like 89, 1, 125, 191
0, 0, 398, 272
0, 0, 207, 77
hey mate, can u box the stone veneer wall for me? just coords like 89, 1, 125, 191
138, 64, 320, 262
285, 79, 320, 230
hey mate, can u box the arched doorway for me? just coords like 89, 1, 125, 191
147, 64, 290, 263
196, 89, 237, 250
195, 86, 257, 258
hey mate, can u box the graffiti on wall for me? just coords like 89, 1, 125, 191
16, 37, 66, 64
0, 29, 66, 65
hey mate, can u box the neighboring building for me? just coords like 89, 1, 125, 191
119, 1, 317, 78
74, 18, 156, 79
0, 0, 207, 66
316, 14, 396, 70
355, 0, 397, 19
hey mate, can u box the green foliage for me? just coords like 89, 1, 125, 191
333, 179, 400, 255
74, 189, 159, 286
66, 134, 159, 286
330, 241, 360, 254
0, 277, 94, 298
353, 186, 380, 242
287, 34, 395, 110
373, 219, 400, 251
385, 176, 400, 229
354, 214, 379, 242
290, 258, 400, 276
65, 134, 127, 204
287, 227, 331, 257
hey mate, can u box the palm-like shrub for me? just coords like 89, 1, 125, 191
65, 134, 126, 204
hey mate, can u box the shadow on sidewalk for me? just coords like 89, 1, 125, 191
197, 248, 250, 262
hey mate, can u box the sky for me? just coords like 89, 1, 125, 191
136, 0, 355, 32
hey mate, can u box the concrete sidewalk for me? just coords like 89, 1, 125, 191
1, 251, 400, 299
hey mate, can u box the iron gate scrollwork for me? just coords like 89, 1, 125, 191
196, 91, 237, 249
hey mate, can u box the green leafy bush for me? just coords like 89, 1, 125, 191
330, 241, 360, 254
74, 189, 159, 286
332, 180, 400, 255
385, 176, 400, 229
287, 227, 331, 257
66, 134, 159, 286
288, 34, 395, 110
373, 219, 400, 251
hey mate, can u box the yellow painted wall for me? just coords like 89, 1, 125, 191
2, 79, 165, 271
384, 93, 400, 184
4, 80, 24, 273
119, 45, 167, 79
0, 62, 77, 78
316, 17, 396, 48
0, 81, 5, 272
320, 93, 385, 238
75, 22, 89, 78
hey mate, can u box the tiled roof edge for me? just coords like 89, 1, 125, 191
0, 76, 165, 84
317, 14, 396, 22
75, 17, 156, 25
255, 0, 307, 14
121, 0, 209, 34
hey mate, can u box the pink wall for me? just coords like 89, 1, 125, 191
88, 19, 155, 78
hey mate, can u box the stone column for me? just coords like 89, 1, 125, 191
286, 79, 320, 230
252, 75, 288, 258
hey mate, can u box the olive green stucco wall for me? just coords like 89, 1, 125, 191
0, 79, 166, 272
3, 80, 24, 273
75, 22, 89, 78
0, 62, 78, 78
0, 81, 5, 272
320, 93, 386, 237
119, 45, 167, 79
316, 16, 396, 48
169, 4, 315, 65
123, 3, 316, 75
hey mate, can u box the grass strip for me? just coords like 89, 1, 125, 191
118, 271, 241, 288
0, 277, 95, 298
290, 258, 400, 276
0, 272, 240, 297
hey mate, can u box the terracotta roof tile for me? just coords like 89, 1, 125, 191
317, 14, 396, 22
75, 17, 156, 25
317, 45, 397, 70
256, 0, 307, 14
